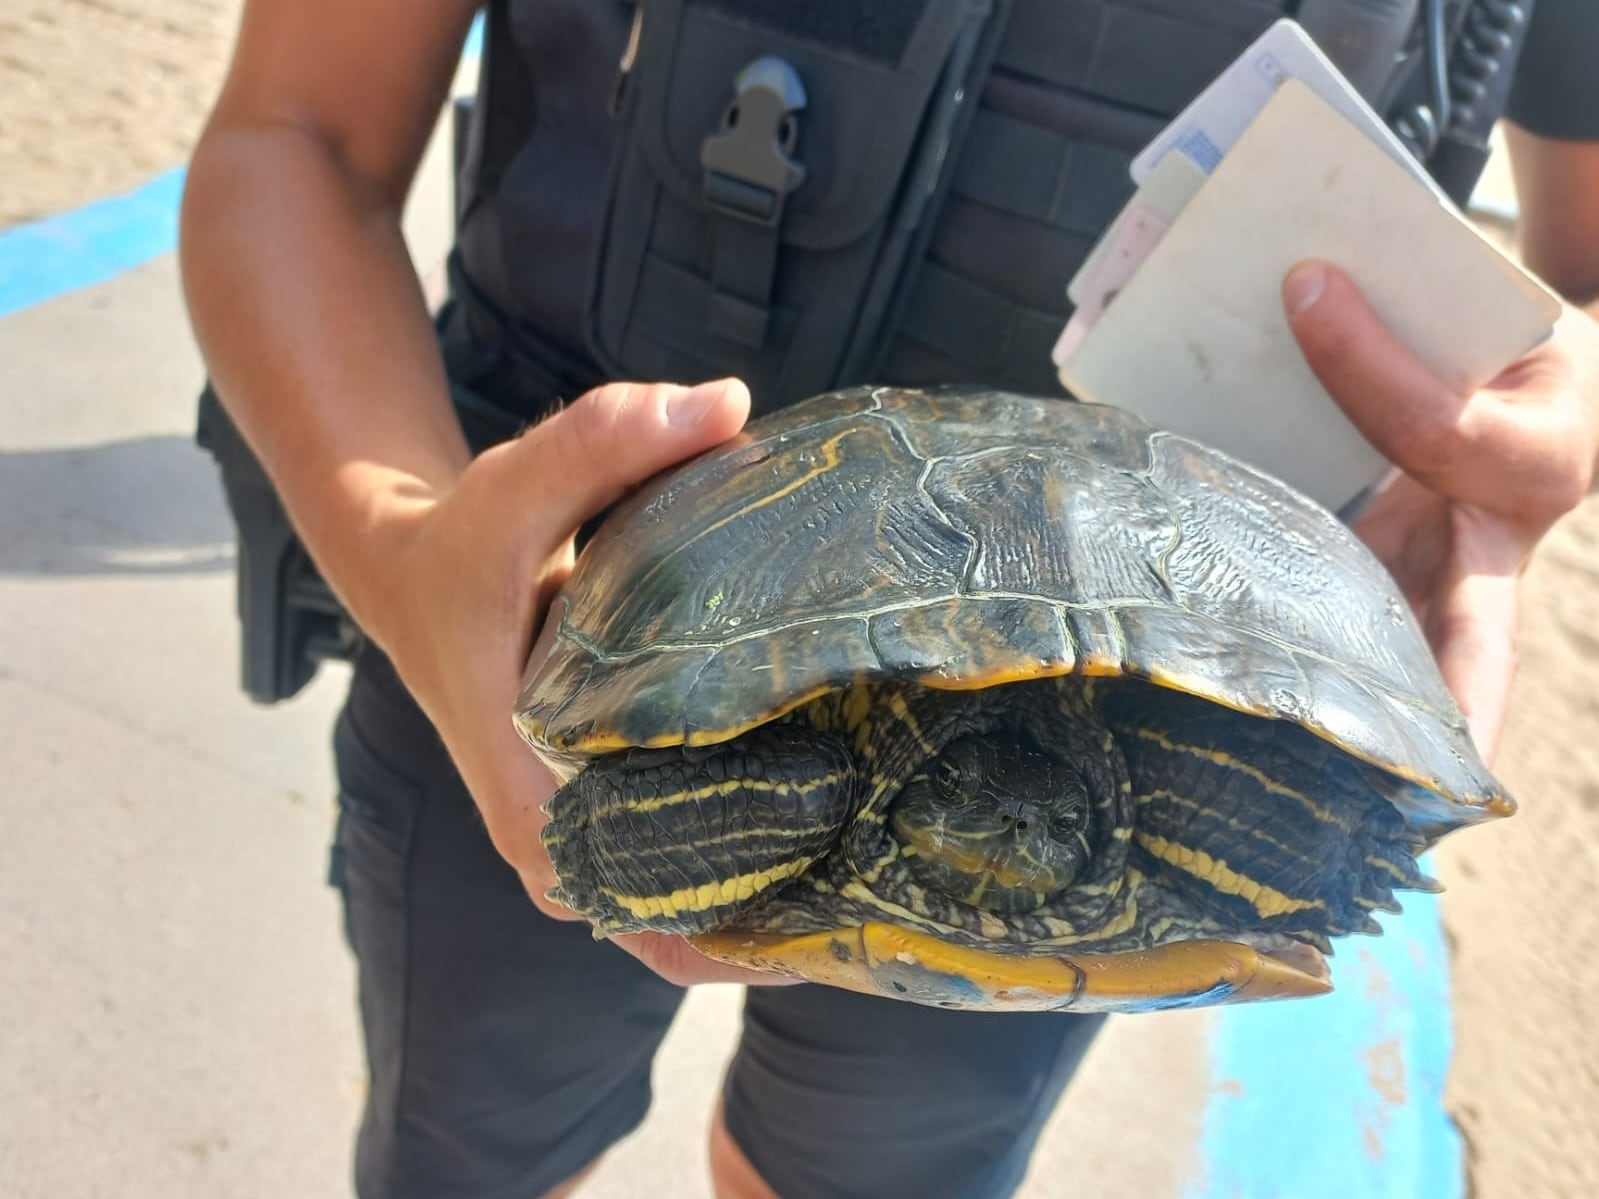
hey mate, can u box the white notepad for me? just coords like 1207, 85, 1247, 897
1056, 79, 1561, 513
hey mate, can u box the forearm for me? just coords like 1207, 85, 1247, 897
180, 121, 470, 628
1504, 125, 1599, 307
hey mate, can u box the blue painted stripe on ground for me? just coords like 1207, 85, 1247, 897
0, 169, 186, 319
0, 26, 485, 318
1189, 884, 1461, 1199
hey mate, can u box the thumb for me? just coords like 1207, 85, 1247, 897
1282, 261, 1499, 505
487, 378, 751, 541
1284, 262, 1580, 517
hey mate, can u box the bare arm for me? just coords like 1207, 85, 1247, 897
1505, 124, 1599, 312
180, 0, 480, 630
182, 2, 769, 986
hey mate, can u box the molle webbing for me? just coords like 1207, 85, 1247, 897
884, 0, 1290, 393
695, 0, 934, 63
996, 0, 1284, 111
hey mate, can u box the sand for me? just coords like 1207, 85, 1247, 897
0, 0, 237, 227
5, 3, 1596, 1193
1436, 500, 1599, 1199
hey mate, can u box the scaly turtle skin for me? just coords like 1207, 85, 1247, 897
515, 387, 1512, 1013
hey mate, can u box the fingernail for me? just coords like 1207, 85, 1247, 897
1284, 263, 1326, 315
666, 381, 725, 428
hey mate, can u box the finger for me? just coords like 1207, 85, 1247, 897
488, 378, 751, 541
1429, 572, 1517, 766
514, 857, 803, 982
519, 871, 588, 922
1283, 261, 1567, 512
456, 725, 575, 900
1424, 517, 1524, 765
1351, 475, 1450, 612
612, 931, 803, 988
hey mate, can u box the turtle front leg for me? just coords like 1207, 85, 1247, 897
543, 723, 858, 935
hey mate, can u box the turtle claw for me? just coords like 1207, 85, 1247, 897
1301, 930, 1335, 956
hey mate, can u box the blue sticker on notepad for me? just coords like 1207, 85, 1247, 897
1175, 128, 1224, 174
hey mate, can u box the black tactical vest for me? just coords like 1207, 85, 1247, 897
443, 0, 1469, 420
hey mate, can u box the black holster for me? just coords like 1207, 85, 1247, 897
196, 387, 358, 704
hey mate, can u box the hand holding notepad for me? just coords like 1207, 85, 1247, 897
1053, 21, 1561, 515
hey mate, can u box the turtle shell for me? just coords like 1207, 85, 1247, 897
515, 386, 1510, 835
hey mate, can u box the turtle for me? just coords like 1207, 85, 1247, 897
514, 386, 1512, 1013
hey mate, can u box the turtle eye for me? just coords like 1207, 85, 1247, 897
935, 757, 966, 799
1049, 809, 1087, 843
1049, 782, 1091, 841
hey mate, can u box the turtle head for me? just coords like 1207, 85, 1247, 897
890, 733, 1093, 914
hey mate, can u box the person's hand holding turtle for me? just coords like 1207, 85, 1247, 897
318, 376, 788, 988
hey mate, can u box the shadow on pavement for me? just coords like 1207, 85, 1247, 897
0, 434, 234, 575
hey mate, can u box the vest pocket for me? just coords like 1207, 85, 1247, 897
585, 0, 1008, 412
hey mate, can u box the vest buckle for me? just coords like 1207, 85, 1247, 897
700, 56, 808, 227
